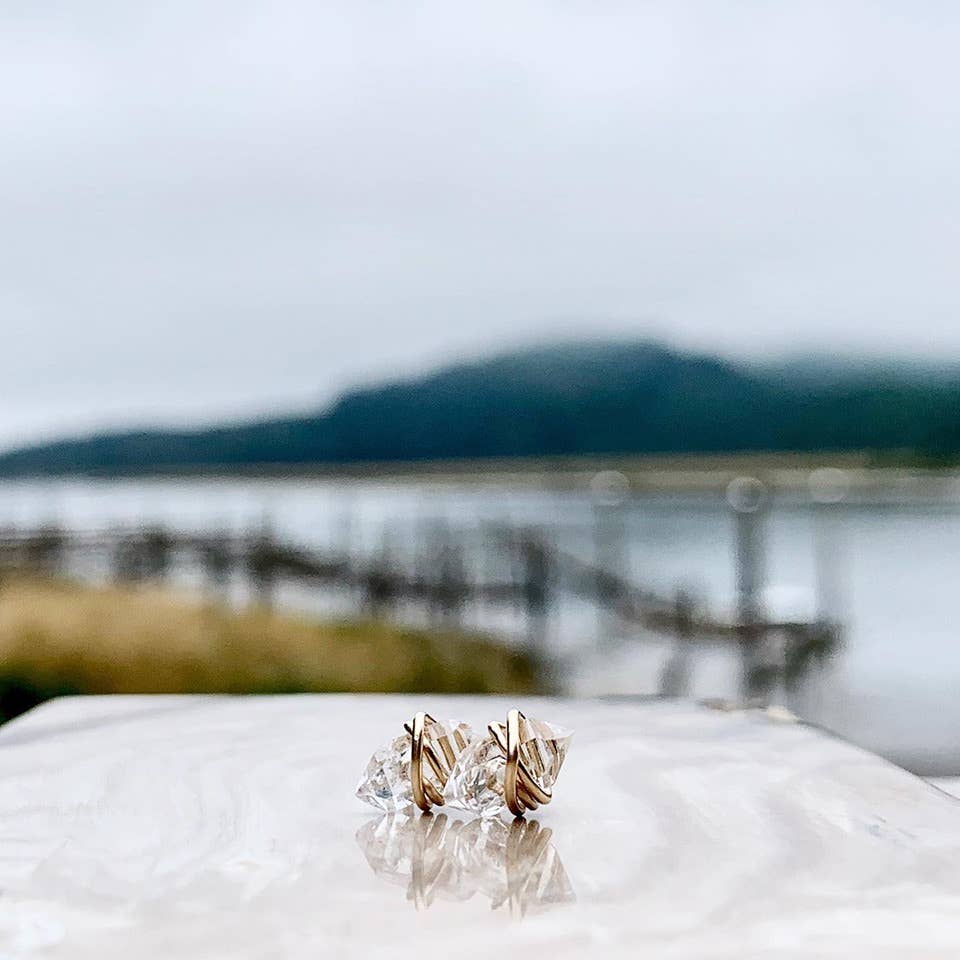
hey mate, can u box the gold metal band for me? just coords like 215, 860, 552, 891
489, 709, 554, 818
408, 711, 431, 812
503, 708, 523, 816
404, 712, 451, 811
407, 710, 557, 817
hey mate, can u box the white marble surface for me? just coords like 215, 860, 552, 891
1, 695, 959, 958
929, 777, 960, 799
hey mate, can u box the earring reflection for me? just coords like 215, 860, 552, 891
356, 814, 575, 917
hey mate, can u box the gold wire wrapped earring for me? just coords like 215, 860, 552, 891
444, 709, 572, 819
356, 712, 474, 814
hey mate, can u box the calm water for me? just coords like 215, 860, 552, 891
1, 476, 958, 772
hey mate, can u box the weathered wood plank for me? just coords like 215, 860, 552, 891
0, 695, 958, 958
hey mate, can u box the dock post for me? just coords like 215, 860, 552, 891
590, 470, 631, 643
727, 477, 770, 701
518, 530, 550, 656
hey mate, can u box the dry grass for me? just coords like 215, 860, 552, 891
0, 577, 538, 716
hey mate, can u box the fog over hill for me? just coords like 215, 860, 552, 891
1, 340, 959, 475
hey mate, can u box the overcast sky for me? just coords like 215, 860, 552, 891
2, 2, 959, 449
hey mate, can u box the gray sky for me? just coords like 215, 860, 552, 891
2, 1, 959, 449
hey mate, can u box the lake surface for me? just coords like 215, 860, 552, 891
1, 476, 958, 773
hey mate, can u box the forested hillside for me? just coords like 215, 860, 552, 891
1, 341, 957, 474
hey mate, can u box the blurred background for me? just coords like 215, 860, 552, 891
2, 2, 960, 775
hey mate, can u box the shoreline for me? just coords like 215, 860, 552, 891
0, 451, 957, 499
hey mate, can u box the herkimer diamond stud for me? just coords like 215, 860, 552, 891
444, 710, 572, 819
356, 713, 474, 813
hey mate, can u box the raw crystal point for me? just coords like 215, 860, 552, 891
355, 718, 474, 813
355, 733, 414, 813
444, 716, 572, 818
516, 715, 572, 791
441, 736, 507, 818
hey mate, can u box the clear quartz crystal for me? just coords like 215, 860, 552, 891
355, 733, 415, 812
442, 736, 507, 818
355, 718, 473, 813
443, 717, 572, 818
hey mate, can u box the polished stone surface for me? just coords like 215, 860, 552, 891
1, 694, 960, 957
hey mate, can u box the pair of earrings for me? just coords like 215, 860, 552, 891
356, 710, 572, 819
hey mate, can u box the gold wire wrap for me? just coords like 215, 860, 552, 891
488, 709, 555, 818
408, 712, 430, 812
403, 712, 457, 812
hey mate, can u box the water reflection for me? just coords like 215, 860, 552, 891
356, 814, 575, 917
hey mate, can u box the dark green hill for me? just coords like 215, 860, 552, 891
1, 340, 958, 475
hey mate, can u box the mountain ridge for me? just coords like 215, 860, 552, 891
1, 339, 958, 475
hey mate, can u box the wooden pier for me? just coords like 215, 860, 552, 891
0, 501, 842, 702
